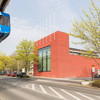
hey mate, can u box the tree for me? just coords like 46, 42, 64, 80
0, 54, 8, 71
0, 61, 3, 70
70, 0, 100, 65
0, 53, 15, 72
16, 39, 39, 75
7, 56, 17, 72
11, 52, 24, 72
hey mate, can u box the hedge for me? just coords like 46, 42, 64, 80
91, 79, 100, 88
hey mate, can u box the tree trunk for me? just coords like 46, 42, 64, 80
25, 61, 29, 75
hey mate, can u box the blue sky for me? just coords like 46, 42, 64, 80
0, 0, 98, 55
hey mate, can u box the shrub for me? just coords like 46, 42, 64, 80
84, 80, 89, 81
91, 79, 100, 88
21, 75, 30, 78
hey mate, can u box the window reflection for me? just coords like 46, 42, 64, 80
38, 46, 51, 72
0, 15, 10, 26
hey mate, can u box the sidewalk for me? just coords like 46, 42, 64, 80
30, 76, 92, 86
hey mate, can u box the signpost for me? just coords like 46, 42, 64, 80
92, 65, 95, 81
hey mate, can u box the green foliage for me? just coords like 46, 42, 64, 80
0, 51, 17, 71
16, 39, 34, 61
22, 75, 30, 78
70, 0, 100, 58
83, 80, 89, 82
16, 39, 39, 74
0, 61, 3, 70
91, 79, 100, 88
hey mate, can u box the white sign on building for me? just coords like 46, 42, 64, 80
98, 69, 100, 75
92, 67, 95, 72
22, 68, 25, 72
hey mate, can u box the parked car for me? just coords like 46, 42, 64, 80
94, 74, 100, 78
0, 72, 2, 75
6, 72, 11, 76
17, 72, 26, 78
11, 72, 17, 77
0, 72, 4, 75
0, 72, 5, 75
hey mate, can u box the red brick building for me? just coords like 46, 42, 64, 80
34, 31, 99, 78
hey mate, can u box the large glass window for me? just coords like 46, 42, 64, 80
38, 51, 43, 72
47, 48, 51, 71
0, 15, 10, 26
38, 46, 51, 72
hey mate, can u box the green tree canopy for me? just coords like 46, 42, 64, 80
0, 61, 3, 70
16, 39, 38, 74
0, 52, 16, 71
70, 0, 100, 59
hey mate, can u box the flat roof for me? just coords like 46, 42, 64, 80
69, 48, 98, 57
0, 0, 10, 12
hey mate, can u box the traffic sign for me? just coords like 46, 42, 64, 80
92, 67, 95, 72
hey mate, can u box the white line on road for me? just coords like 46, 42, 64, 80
49, 87, 66, 100
32, 84, 35, 90
96, 96, 100, 98
25, 84, 65, 100
60, 89, 81, 100
25, 84, 31, 90
12, 83, 17, 85
39, 85, 47, 94
75, 92, 95, 100
6, 82, 10, 84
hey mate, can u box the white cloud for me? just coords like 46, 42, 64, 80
0, 17, 55, 55
0, 0, 78, 55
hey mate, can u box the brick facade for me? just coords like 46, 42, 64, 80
34, 31, 99, 78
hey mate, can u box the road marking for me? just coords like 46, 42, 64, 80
96, 96, 100, 98
49, 87, 66, 100
6, 82, 10, 84
60, 89, 81, 100
39, 85, 47, 94
75, 92, 95, 100
25, 84, 65, 100
32, 84, 35, 90
25, 84, 31, 89
12, 83, 17, 85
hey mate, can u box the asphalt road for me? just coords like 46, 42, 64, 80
0, 76, 100, 100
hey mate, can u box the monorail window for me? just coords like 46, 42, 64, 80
0, 15, 10, 26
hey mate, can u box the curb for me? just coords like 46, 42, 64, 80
30, 76, 82, 85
